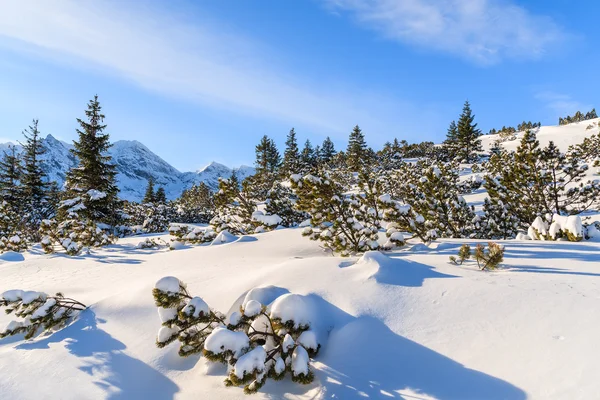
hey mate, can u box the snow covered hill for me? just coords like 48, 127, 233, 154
0, 136, 255, 201
480, 118, 600, 153
1, 229, 599, 399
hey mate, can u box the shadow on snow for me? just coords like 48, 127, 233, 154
15, 309, 179, 399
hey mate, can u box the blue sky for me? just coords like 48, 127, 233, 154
0, 0, 597, 171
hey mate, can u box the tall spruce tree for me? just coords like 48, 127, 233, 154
155, 187, 167, 204
346, 125, 368, 171
20, 119, 51, 240
300, 139, 316, 173
0, 146, 23, 208
63, 95, 119, 224
255, 135, 280, 175
443, 120, 459, 160
454, 101, 482, 163
20, 119, 49, 218
319, 137, 336, 164
143, 178, 156, 204
281, 128, 301, 177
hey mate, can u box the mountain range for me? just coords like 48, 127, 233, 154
0, 135, 255, 201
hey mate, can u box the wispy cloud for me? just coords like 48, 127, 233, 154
0, 0, 429, 141
535, 91, 591, 119
325, 0, 565, 64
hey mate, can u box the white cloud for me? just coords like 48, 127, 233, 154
325, 0, 565, 64
0, 0, 429, 141
535, 91, 591, 119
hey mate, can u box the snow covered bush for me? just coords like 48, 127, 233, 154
379, 160, 477, 241
0, 201, 27, 253
0, 290, 86, 340
168, 224, 216, 244
264, 182, 305, 227
153, 277, 321, 394
212, 175, 261, 235
153, 277, 226, 356
0, 234, 27, 253
485, 131, 600, 229
136, 237, 164, 249
291, 172, 380, 256
206, 292, 320, 393
527, 214, 584, 242
39, 216, 113, 256
480, 198, 520, 240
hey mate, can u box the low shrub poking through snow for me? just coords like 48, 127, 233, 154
450, 242, 504, 271
0, 290, 86, 340
153, 277, 321, 395
449, 244, 471, 265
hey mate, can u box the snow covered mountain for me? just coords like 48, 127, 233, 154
0, 135, 255, 201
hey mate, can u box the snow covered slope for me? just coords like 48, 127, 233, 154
1, 229, 599, 399
480, 118, 600, 153
0, 136, 255, 201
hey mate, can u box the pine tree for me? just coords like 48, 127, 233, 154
346, 125, 368, 171
63, 95, 119, 224
20, 119, 50, 227
173, 182, 215, 223
319, 137, 336, 165
443, 120, 459, 160
291, 172, 380, 256
155, 187, 167, 204
0, 146, 23, 208
281, 128, 301, 177
454, 101, 482, 163
255, 135, 280, 175
300, 139, 316, 173
143, 178, 156, 204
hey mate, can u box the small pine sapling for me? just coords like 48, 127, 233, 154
1, 290, 86, 339
449, 244, 471, 265
474, 242, 505, 270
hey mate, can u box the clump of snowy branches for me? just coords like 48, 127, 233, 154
168, 224, 216, 245
0, 290, 86, 340
526, 214, 584, 242
153, 277, 321, 394
153, 277, 226, 356
291, 171, 380, 256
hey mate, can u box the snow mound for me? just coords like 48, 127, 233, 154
0, 251, 24, 262
210, 231, 238, 245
